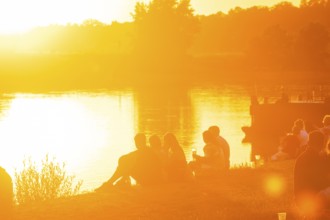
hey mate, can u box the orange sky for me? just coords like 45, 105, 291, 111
0, 0, 301, 34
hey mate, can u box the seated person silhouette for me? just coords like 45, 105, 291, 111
96, 133, 163, 191
163, 132, 191, 182
149, 134, 163, 158
208, 125, 231, 170
294, 130, 330, 219
0, 166, 13, 220
189, 130, 225, 177
149, 134, 171, 181
320, 115, 330, 152
271, 132, 300, 161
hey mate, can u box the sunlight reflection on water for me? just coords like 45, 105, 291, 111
0, 86, 252, 191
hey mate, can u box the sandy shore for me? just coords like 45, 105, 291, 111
12, 160, 297, 220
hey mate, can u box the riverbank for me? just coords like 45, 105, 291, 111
12, 160, 299, 220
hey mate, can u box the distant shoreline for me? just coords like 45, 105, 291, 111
0, 53, 329, 93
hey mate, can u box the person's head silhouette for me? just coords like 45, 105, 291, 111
208, 125, 220, 137
135, 133, 147, 149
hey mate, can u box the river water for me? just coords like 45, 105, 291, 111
1, 84, 313, 191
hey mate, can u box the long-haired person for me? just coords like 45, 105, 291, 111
163, 133, 191, 182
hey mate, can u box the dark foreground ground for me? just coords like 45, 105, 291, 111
13, 160, 300, 220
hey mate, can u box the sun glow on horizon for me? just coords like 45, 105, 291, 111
0, 0, 301, 34
0, 93, 136, 190
0, 0, 137, 34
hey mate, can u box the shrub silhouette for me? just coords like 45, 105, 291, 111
14, 155, 82, 205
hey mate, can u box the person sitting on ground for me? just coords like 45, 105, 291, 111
96, 133, 163, 191
149, 134, 162, 157
294, 130, 330, 219
163, 132, 191, 182
320, 115, 330, 154
189, 130, 225, 177
0, 166, 13, 220
271, 126, 301, 161
149, 134, 168, 180
208, 125, 230, 170
293, 119, 309, 154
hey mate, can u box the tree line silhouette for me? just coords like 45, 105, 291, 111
0, 0, 329, 90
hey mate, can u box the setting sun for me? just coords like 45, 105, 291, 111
0, 0, 137, 34
0, 0, 301, 34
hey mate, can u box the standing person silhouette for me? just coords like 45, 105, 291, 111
0, 166, 13, 220
208, 126, 230, 170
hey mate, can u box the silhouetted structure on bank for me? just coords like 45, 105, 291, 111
243, 94, 330, 159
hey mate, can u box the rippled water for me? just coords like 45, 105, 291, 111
0, 85, 264, 191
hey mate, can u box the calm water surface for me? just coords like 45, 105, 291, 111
0, 85, 253, 191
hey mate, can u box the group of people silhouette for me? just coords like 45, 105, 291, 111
290, 115, 330, 219
271, 118, 310, 161
96, 125, 231, 191
271, 114, 330, 162
1, 116, 330, 219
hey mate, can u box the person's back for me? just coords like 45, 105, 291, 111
294, 148, 328, 196
132, 147, 164, 186
191, 130, 225, 174
216, 136, 230, 168
203, 141, 225, 170
282, 134, 300, 158
164, 133, 190, 182
96, 133, 163, 190
0, 167, 13, 219
209, 126, 230, 169
294, 130, 330, 218
321, 115, 330, 153
293, 119, 309, 149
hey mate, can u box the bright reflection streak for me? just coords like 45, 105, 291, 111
190, 87, 251, 166
0, 92, 135, 191
0, 87, 253, 191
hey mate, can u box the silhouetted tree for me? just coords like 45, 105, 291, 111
132, 0, 199, 59
294, 22, 329, 70
301, 0, 329, 7
82, 19, 106, 27
248, 25, 293, 70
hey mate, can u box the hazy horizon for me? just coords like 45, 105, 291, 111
1, 0, 300, 34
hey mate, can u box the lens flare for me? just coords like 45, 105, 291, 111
263, 174, 286, 197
